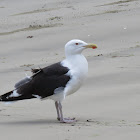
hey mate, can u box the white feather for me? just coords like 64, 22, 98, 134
62, 54, 88, 96
32, 94, 41, 99
49, 40, 89, 102
9, 90, 21, 98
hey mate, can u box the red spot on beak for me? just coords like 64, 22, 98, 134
92, 46, 97, 49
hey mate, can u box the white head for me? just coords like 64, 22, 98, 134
65, 39, 97, 57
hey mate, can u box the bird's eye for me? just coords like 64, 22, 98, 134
75, 43, 79, 45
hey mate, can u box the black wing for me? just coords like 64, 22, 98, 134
0, 62, 70, 101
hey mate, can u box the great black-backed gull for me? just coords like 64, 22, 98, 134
0, 39, 97, 123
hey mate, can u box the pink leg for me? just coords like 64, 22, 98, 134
57, 101, 76, 123
55, 101, 61, 120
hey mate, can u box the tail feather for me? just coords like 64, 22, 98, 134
0, 90, 14, 101
0, 90, 35, 102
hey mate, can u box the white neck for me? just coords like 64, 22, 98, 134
62, 53, 88, 78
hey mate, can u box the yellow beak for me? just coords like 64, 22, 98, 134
84, 43, 97, 49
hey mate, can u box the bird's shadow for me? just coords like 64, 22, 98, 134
0, 119, 60, 126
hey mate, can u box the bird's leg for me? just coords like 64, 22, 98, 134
55, 101, 61, 121
58, 101, 76, 123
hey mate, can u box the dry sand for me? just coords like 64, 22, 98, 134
0, 0, 140, 139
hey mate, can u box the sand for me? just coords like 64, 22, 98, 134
0, 0, 140, 139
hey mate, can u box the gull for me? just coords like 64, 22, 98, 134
0, 39, 97, 123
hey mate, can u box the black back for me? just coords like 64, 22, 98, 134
0, 62, 70, 101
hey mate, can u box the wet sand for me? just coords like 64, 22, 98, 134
0, 0, 140, 139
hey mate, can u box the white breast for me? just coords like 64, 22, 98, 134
61, 54, 88, 97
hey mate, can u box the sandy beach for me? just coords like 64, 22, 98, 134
0, 0, 140, 139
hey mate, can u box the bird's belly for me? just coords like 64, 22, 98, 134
66, 82, 81, 96
64, 73, 87, 96
46, 75, 85, 102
